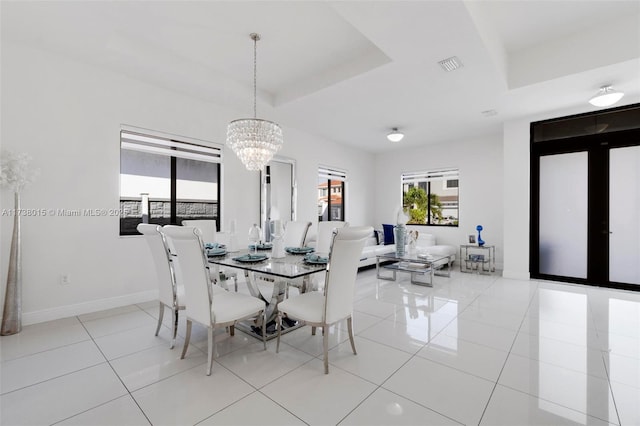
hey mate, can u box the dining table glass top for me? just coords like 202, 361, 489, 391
207, 249, 327, 279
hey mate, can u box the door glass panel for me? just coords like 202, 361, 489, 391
539, 152, 588, 278
610, 146, 640, 285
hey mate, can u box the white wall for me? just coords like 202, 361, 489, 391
373, 135, 504, 268
0, 41, 375, 324
502, 119, 530, 279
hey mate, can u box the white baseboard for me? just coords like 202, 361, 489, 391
501, 270, 531, 280
22, 290, 158, 326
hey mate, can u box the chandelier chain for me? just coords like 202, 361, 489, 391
226, 32, 283, 171
253, 34, 258, 119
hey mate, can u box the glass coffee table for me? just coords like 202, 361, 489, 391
376, 252, 453, 286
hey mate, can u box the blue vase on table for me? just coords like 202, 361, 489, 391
476, 225, 485, 246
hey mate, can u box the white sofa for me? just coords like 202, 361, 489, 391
359, 231, 456, 269
359, 235, 396, 267
413, 233, 457, 267
307, 227, 456, 269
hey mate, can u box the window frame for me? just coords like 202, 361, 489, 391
119, 126, 223, 236
318, 166, 347, 222
401, 168, 459, 227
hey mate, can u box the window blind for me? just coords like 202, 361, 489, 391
318, 166, 347, 182
121, 129, 222, 164
401, 168, 458, 185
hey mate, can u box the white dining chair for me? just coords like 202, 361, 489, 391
283, 220, 312, 248
315, 221, 348, 255
137, 223, 184, 349
161, 225, 266, 376
182, 219, 238, 292
298, 221, 349, 294
258, 220, 312, 298
276, 226, 372, 374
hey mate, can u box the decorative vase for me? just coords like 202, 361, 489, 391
228, 220, 239, 252
394, 224, 406, 257
228, 232, 239, 252
270, 220, 285, 258
1, 192, 22, 335
408, 230, 418, 254
476, 225, 485, 247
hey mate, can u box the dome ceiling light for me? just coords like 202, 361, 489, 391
589, 85, 624, 107
387, 128, 404, 142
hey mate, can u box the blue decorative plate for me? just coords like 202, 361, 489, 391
248, 243, 273, 250
206, 248, 227, 257
204, 242, 225, 250
303, 254, 328, 265
233, 253, 268, 263
285, 246, 315, 255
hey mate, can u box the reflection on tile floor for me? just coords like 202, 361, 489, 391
1, 268, 639, 425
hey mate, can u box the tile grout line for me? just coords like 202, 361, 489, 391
0, 336, 94, 367
219, 353, 316, 425
476, 280, 617, 425
474, 279, 538, 425
78, 305, 160, 341
334, 275, 489, 425
0, 316, 99, 363
0, 361, 106, 398
587, 297, 623, 426
74, 315, 154, 426
4, 271, 636, 425
188, 338, 316, 424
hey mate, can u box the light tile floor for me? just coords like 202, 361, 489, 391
1, 268, 640, 425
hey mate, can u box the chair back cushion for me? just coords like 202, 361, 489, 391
162, 226, 212, 325
283, 221, 312, 247
324, 226, 372, 323
182, 220, 217, 244
315, 221, 348, 254
137, 224, 176, 307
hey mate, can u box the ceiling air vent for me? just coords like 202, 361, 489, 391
481, 109, 498, 117
438, 56, 463, 72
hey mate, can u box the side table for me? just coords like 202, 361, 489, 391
460, 245, 495, 274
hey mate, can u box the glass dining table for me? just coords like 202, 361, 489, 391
208, 249, 327, 338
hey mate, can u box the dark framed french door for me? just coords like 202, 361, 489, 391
530, 105, 640, 291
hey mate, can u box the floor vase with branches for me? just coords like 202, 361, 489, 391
2, 192, 22, 335
1, 150, 37, 335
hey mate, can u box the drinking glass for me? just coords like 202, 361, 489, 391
248, 224, 261, 255
270, 220, 284, 239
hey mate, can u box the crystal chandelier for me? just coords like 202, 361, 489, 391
227, 33, 283, 171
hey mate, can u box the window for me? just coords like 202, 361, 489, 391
401, 169, 459, 226
120, 127, 222, 235
318, 166, 346, 221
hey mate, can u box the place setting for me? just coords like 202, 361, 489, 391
204, 242, 227, 257
248, 242, 273, 251
285, 246, 315, 255
232, 253, 269, 264
302, 253, 329, 265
